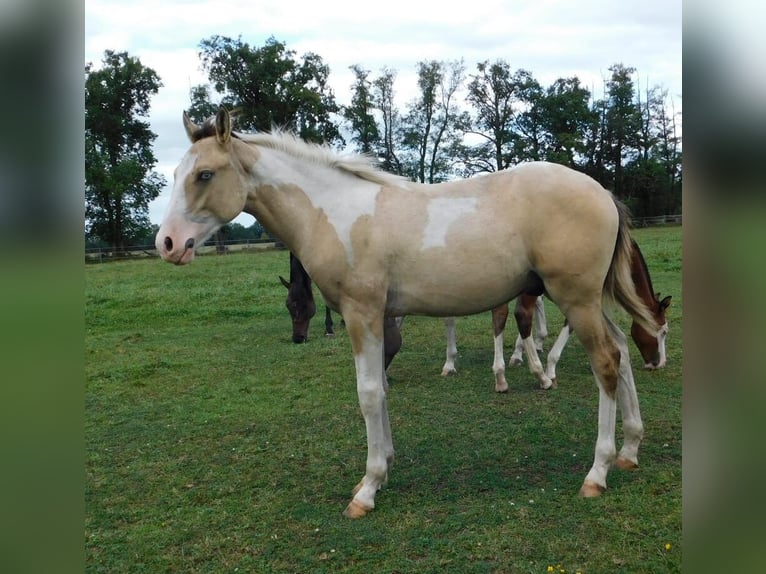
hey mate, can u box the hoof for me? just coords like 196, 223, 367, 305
441, 368, 457, 377
343, 499, 372, 519
495, 381, 509, 393
578, 481, 606, 498
510, 357, 523, 366
325, 333, 336, 338
539, 379, 554, 390
614, 457, 639, 470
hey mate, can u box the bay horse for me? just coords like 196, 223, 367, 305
279, 251, 336, 342
281, 251, 402, 367
443, 238, 671, 392
156, 108, 657, 518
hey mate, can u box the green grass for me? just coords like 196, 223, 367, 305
86, 226, 682, 573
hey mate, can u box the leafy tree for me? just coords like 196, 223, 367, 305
197, 35, 341, 145
537, 77, 594, 167
187, 84, 219, 124
509, 70, 546, 163
85, 50, 165, 250
401, 60, 465, 183
372, 67, 403, 175
463, 60, 519, 173
343, 65, 380, 154
602, 63, 642, 196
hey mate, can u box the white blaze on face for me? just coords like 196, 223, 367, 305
164, 152, 197, 219
422, 197, 478, 249
155, 150, 220, 263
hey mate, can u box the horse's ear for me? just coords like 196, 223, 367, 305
279, 276, 291, 289
215, 106, 232, 145
659, 295, 672, 311
183, 111, 199, 142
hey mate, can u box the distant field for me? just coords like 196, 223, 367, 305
85, 225, 682, 573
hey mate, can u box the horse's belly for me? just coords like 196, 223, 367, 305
385, 263, 531, 317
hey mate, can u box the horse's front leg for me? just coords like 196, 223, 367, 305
533, 295, 548, 351
545, 321, 571, 387
606, 317, 644, 470
343, 312, 393, 519
491, 304, 509, 392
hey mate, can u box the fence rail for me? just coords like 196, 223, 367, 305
85, 238, 279, 263
632, 213, 682, 227
85, 214, 681, 263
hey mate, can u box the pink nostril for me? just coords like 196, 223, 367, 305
164, 237, 173, 251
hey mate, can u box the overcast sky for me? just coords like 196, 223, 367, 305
85, 0, 682, 226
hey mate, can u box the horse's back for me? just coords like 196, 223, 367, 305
379, 162, 619, 317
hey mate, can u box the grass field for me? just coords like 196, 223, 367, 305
85, 225, 682, 573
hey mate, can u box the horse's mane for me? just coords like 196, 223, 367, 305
239, 129, 412, 188
192, 115, 410, 188
630, 237, 657, 300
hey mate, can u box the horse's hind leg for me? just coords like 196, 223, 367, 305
512, 295, 554, 390
564, 304, 622, 497
491, 304, 509, 392
441, 317, 458, 376
324, 307, 335, 336
605, 316, 644, 469
511, 295, 547, 364
533, 295, 548, 351
544, 321, 571, 387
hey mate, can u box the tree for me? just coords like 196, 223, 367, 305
343, 65, 381, 154
602, 63, 641, 197
85, 50, 165, 250
197, 35, 341, 145
537, 77, 593, 167
187, 84, 219, 124
401, 60, 466, 183
510, 70, 546, 163
463, 60, 520, 173
372, 67, 403, 175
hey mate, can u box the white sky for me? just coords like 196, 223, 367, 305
84, 0, 682, 226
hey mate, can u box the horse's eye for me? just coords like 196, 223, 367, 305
198, 170, 214, 181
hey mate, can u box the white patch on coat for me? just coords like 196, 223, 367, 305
422, 197, 478, 249
308, 182, 379, 264
256, 147, 381, 265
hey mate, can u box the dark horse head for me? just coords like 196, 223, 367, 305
280, 252, 317, 343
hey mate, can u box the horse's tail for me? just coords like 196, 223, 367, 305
604, 199, 659, 336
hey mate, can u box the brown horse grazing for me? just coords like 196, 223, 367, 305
442, 296, 547, 392
282, 252, 402, 367
444, 238, 671, 392
156, 108, 657, 518
541, 237, 672, 385
280, 252, 335, 343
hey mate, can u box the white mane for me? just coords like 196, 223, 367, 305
238, 130, 412, 189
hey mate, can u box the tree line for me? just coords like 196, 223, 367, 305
85, 37, 681, 250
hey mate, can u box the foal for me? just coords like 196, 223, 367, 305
157, 108, 658, 518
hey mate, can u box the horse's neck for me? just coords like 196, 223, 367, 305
290, 255, 313, 291
244, 146, 383, 265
